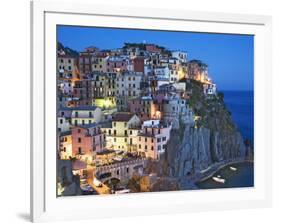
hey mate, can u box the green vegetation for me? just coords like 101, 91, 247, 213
58, 42, 79, 57
188, 80, 236, 133
122, 42, 172, 56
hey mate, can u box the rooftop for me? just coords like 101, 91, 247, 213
59, 131, 71, 137
74, 123, 100, 129
113, 112, 135, 122
63, 105, 98, 111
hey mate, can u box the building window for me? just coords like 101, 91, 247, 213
78, 137, 81, 143
151, 138, 154, 143
124, 130, 127, 136
145, 145, 147, 150
145, 137, 147, 142
126, 167, 129, 173
157, 138, 161, 142
114, 138, 116, 142
124, 138, 127, 143
151, 146, 154, 151
77, 128, 81, 133
117, 170, 119, 175
113, 122, 116, 127
78, 147, 82, 154
162, 137, 166, 141
114, 130, 116, 135
158, 145, 161, 151
60, 119, 63, 124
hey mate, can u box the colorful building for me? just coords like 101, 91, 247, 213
59, 131, 73, 160
71, 106, 103, 126
102, 112, 141, 151
72, 124, 105, 164
171, 51, 188, 63
137, 120, 172, 159
57, 55, 78, 78
91, 53, 109, 73
128, 96, 162, 121
106, 56, 128, 73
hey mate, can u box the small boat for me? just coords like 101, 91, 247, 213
212, 176, 226, 184
230, 166, 237, 171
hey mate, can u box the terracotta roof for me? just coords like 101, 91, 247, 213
113, 112, 135, 122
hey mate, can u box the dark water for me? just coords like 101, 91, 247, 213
196, 162, 254, 189
197, 91, 254, 189
223, 91, 254, 143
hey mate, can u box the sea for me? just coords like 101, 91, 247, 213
197, 91, 254, 189
223, 91, 254, 143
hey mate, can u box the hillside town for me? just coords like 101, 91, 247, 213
57, 42, 218, 196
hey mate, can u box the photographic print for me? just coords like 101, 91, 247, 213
56, 25, 254, 196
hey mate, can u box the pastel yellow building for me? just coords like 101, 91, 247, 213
102, 112, 141, 151
59, 132, 72, 160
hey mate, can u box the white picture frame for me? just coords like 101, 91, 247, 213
31, 0, 272, 222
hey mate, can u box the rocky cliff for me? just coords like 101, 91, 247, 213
158, 80, 248, 178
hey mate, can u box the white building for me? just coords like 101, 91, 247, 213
70, 106, 103, 126
115, 72, 143, 98
58, 80, 74, 95
203, 83, 217, 95
154, 66, 169, 79
171, 51, 188, 63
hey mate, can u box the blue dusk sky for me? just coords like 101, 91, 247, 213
58, 25, 254, 91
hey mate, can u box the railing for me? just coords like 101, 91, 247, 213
95, 158, 147, 173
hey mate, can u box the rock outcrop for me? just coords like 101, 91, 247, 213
159, 80, 247, 178
162, 126, 246, 178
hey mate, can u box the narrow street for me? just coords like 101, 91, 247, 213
86, 166, 111, 195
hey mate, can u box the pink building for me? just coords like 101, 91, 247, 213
128, 96, 162, 121
136, 120, 172, 159
145, 44, 161, 53
133, 57, 144, 72
106, 56, 128, 73
71, 124, 105, 164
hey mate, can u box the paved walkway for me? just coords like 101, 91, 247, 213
86, 167, 111, 194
